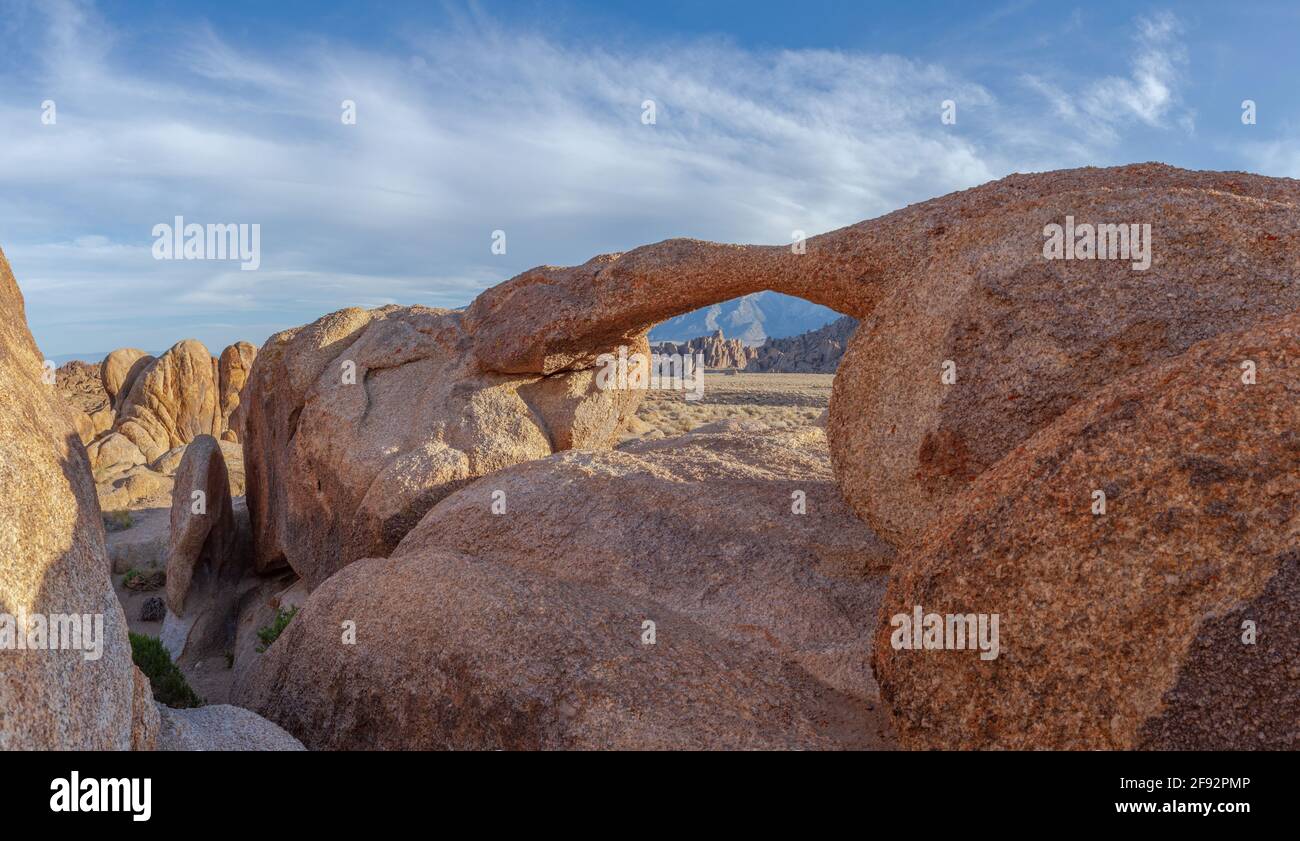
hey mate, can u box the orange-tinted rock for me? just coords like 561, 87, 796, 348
236, 546, 883, 750
217, 341, 256, 441
406, 424, 895, 701
873, 312, 1300, 749
238, 306, 643, 586
101, 348, 154, 411
114, 340, 222, 463
829, 166, 1300, 546
0, 245, 150, 749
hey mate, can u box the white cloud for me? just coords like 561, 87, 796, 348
0, 1, 1176, 355
1023, 10, 1191, 146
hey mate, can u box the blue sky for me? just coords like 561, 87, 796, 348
2, 0, 1298, 356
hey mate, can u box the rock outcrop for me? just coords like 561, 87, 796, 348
236, 165, 1300, 588
403, 423, 893, 700
0, 246, 154, 749
53, 360, 113, 442
750, 315, 857, 373
873, 312, 1300, 749
236, 423, 896, 748
112, 339, 222, 464
161, 436, 251, 667
829, 169, 1300, 547
155, 703, 305, 751
653, 330, 755, 369
101, 348, 154, 411
237, 305, 643, 586
237, 546, 884, 750
448, 165, 1300, 552
217, 341, 256, 442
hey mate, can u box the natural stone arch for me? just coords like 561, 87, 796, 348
241, 163, 1300, 584
463, 162, 1300, 547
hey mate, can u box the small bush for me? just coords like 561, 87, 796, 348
122, 568, 165, 591
129, 633, 203, 708
257, 606, 299, 652
103, 510, 133, 532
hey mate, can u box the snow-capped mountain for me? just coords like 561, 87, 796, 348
648, 291, 842, 346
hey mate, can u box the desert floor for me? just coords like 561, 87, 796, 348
623, 371, 833, 439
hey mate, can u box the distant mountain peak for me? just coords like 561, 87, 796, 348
648, 291, 840, 346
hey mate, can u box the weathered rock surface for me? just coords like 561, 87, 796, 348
829, 167, 1300, 546
237, 545, 885, 750
96, 465, 174, 513
217, 341, 256, 441
410, 424, 894, 700
653, 330, 755, 369
238, 305, 643, 586
873, 312, 1300, 750
236, 424, 896, 748
0, 245, 152, 749
54, 360, 108, 413
750, 315, 857, 373
101, 348, 154, 411
114, 340, 222, 464
54, 360, 113, 443
131, 666, 160, 751
87, 432, 147, 477
156, 703, 305, 751
148, 440, 244, 492
446, 165, 1300, 551
162, 436, 252, 667
239, 166, 1300, 580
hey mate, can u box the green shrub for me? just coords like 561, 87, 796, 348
122, 568, 140, 586
103, 510, 133, 532
257, 606, 299, 652
129, 633, 203, 708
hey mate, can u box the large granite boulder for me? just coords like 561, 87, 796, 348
156, 703, 305, 751
0, 245, 156, 749
113, 340, 222, 464
236, 545, 885, 750
101, 348, 154, 411
408, 423, 894, 700
828, 167, 1300, 546
161, 436, 252, 667
873, 311, 1300, 749
237, 305, 643, 586
217, 341, 256, 441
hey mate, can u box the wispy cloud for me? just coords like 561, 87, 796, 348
0, 1, 1200, 356
1022, 10, 1192, 146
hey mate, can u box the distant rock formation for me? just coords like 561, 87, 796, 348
54, 359, 113, 443
81, 341, 254, 496
653, 330, 754, 369
101, 348, 154, 412
749, 315, 857, 373
653, 316, 857, 373
217, 341, 256, 442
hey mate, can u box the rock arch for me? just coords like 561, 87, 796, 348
241, 163, 1300, 583
462, 162, 1300, 546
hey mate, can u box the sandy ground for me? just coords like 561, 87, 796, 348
625, 371, 833, 439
